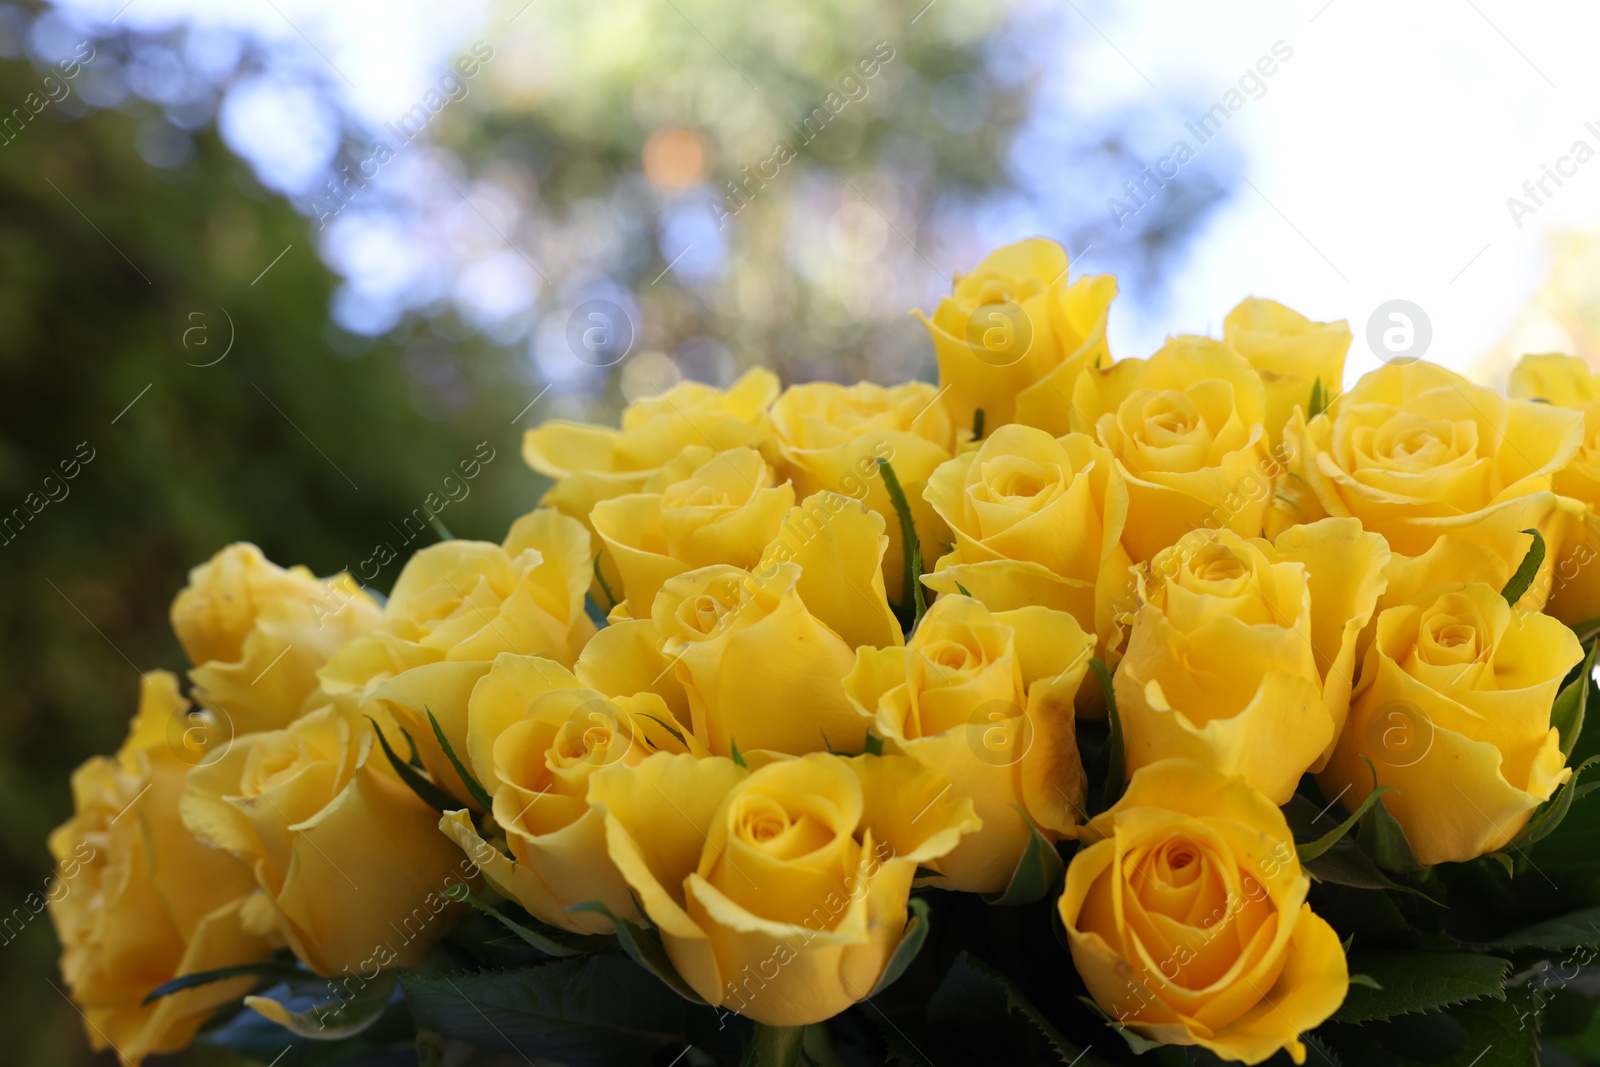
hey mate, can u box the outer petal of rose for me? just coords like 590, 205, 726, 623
1117, 666, 1327, 805
589, 753, 748, 1002
1013, 275, 1119, 436
1266, 518, 1390, 768
503, 508, 595, 622
275, 767, 470, 975
1510, 352, 1599, 406
372, 660, 495, 808
1193, 906, 1348, 1066
760, 492, 902, 650
1409, 490, 1584, 611
1118, 436, 1275, 564
592, 493, 690, 620
574, 618, 692, 727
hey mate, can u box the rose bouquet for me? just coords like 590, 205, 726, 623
48, 238, 1600, 1066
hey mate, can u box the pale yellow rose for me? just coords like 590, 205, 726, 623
439, 651, 700, 934
845, 596, 1091, 892
1508, 352, 1600, 623
918, 237, 1117, 435
320, 507, 596, 809
1062, 759, 1347, 1066
523, 367, 780, 524
1222, 298, 1350, 445
767, 380, 955, 607
1116, 520, 1389, 803
591, 446, 794, 620
1070, 335, 1279, 563
48, 672, 277, 1067
181, 699, 473, 976
589, 751, 979, 1026
1319, 581, 1582, 865
921, 424, 1131, 662
169, 543, 380, 735
1284, 360, 1584, 610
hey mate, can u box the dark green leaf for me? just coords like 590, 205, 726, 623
1074, 996, 1164, 1055
1088, 657, 1125, 813
1569, 615, 1600, 646
639, 713, 689, 750
1484, 904, 1600, 950
910, 539, 928, 633
1501, 528, 1546, 606
399, 958, 686, 1065
1308, 377, 1329, 419
1333, 950, 1510, 1023
954, 581, 973, 598
428, 514, 454, 541
566, 901, 706, 1004
142, 961, 309, 1006
730, 739, 748, 768
928, 952, 1105, 1064
246, 973, 396, 1040
863, 732, 885, 757
984, 808, 1065, 906
1356, 758, 1423, 872
1506, 755, 1600, 851
366, 715, 457, 812
426, 707, 494, 810
869, 897, 931, 996
1298, 786, 1393, 863
972, 407, 985, 441
1552, 643, 1595, 761
443, 883, 588, 957
877, 457, 921, 617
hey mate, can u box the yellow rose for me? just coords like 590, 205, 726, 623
653, 562, 866, 757
921, 424, 1131, 661
1222, 298, 1350, 445
439, 651, 700, 933
1116, 520, 1389, 803
169, 543, 380, 735
845, 596, 1091, 892
588, 751, 979, 1026
1284, 360, 1584, 609
767, 380, 955, 607
181, 699, 473, 976
48, 672, 276, 1067
1071, 335, 1280, 563
1508, 352, 1600, 623
321, 507, 596, 809
522, 367, 779, 525
591, 446, 794, 620
1062, 759, 1347, 1066
1319, 581, 1582, 865
918, 237, 1117, 435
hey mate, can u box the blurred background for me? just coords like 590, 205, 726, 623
4, 0, 1599, 1060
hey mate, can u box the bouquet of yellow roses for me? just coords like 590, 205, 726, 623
48, 238, 1600, 1067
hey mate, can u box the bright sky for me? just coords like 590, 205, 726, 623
43, 0, 1600, 388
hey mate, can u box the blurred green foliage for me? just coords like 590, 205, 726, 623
0, 51, 543, 1064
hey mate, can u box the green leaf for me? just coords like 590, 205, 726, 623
399, 958, 686, 1065
1501, 528, 1546, 606
1297, 786, 1393, 863
1484, 904, 1600, 950
742, 1023, 806, 1067
730, 738, 748, 768
1308, 377, 1329, 419
1075, 995, 1165, 1055
442, 883, 588, 957
972, 407, 986, 441
426, 707, 494, 810
142, 961, 309, 1005
1356, 758, 1423, 872
1087, 657, 1125, 813
565, 901, 706, 1004
639, 713, 688, 750
984, 808, 1065, 906
592, 552, 618, 613
428, 514, 455, 541
954, 580, 973, 598
1552, 642, 1595, 761
1569, 615, 1600, 646
877, 457, 921, 618
1333, 950, 1510, 1023
1348, 973, 1384, 990
863, 731, 885, 757
870, 897, 931, 996
366, 716, 457, 812
1506, 755, 1600, 851
928, 952, 1103, 1065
